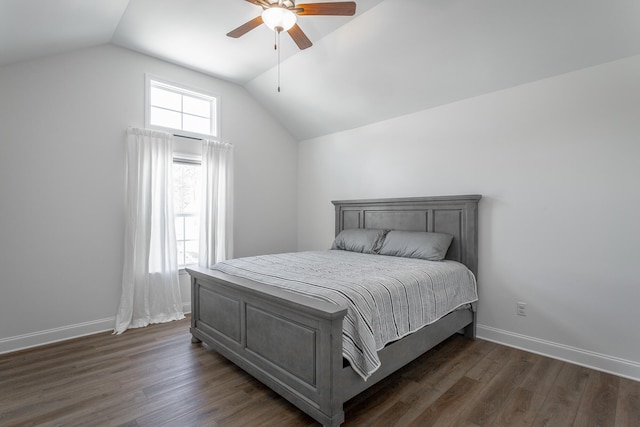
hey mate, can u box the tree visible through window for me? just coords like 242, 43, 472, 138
173, 160, 201, 268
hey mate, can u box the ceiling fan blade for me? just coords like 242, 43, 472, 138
248, 0, 271, 6
288, 24, 313, 50
227, 16, 264, 38
296, 2, 356, 16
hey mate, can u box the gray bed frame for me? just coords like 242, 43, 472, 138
187, 194, 481, 426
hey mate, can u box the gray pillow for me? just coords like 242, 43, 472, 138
331, 229, 388, 254
378, 231, 453, 261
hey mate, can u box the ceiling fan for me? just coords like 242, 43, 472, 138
227, 0, 357, 50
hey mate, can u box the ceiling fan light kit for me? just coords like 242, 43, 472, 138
262, 6, 297, 32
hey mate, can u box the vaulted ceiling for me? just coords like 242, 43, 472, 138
2, 0, 640, 140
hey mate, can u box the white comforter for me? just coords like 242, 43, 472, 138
211, 250, 477, 380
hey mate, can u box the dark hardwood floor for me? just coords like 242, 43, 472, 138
1, 316, 638, 426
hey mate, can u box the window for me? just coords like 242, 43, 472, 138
173, 159, 202, 268
146, 76, 218, 140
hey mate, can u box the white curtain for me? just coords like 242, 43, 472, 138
114, 128, 185, 334
199, 139, 234, 268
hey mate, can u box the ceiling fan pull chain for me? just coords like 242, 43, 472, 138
277, 29, 281, 92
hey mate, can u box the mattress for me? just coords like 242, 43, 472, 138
211, 250, 478, 380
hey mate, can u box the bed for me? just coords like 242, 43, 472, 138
187, 195, 481, 426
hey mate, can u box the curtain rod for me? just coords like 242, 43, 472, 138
173, 134, 203, 141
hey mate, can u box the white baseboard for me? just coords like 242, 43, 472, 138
0, 301, 192, 355
477, 324, 640, 382
0, 317, 115, 355
12, 316, 636, 382
182, 301, 192, 314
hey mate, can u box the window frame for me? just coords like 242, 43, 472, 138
173, 155, 202, 270
145, 74, 220, 140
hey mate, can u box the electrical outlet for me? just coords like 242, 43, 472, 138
516, 302, 527, 316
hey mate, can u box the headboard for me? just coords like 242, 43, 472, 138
332, 195, 481, 276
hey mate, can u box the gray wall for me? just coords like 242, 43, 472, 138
297, 55, 640, 380
0, 44, 298, 351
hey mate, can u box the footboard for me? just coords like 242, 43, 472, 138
187, 266, 348, 427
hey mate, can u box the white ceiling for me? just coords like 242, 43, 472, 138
0, 0, 130, 66
2, 0, 640, 140
110, 0, 385, 83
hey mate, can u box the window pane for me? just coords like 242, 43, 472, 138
173, 169, 185, 215
173, 164, 185, 211
151, 106, 181, 129
174, 163, 200, 213
176, 241, 186, 266
183, 114, 211, 135
185, 216, 199, 240
185, 240, 199, 266
183, 95, 211, 118
173, 160, 201, 268
175, 217, 185, 240
150, 86, 181, 111
148, 79, 217, 137
182, 166, 199, 212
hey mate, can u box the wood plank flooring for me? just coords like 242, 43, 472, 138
1, 317, 638, 426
